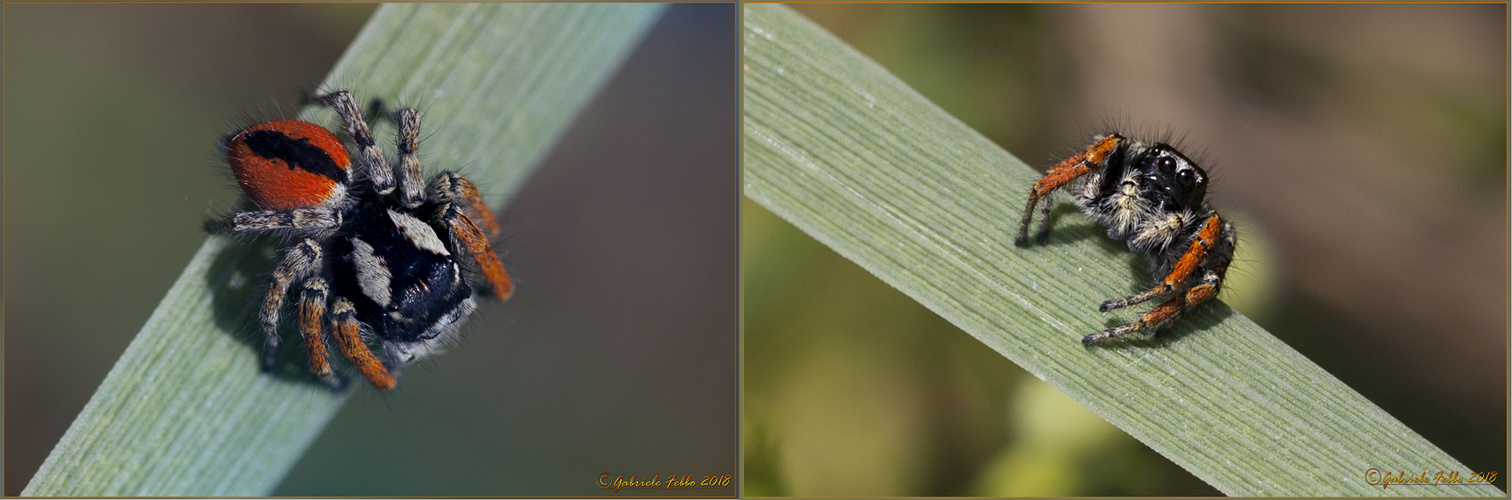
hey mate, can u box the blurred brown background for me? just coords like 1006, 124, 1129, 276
745, 4, 1505, 496
5, 3, 736, 495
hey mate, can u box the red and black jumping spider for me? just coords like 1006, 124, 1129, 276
208, 90, 514, 390
1016, 133, 1235, 346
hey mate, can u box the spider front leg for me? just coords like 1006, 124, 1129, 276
1098, 214, 1224, 313
1083, 274, 1221, 346
1085, 215, 1233, 345
430, 172, 501, 236
434, 198, 514, 300
330, 297, 397, 391
1016, 134, 1124, 245
259, 239, 322, 370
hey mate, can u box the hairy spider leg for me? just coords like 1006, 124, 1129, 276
392, 108, 428, 209
214, 207, 342, 234
260, 239, 322, 370
1099, 213, 1224, 312
1085, 214, 1232, 345
430, 172, 501, 237
330, 297, 397, 391
436, 201, 515, 300
297, 278, 344, 389
316, 90, 394, 197
1083, 277, 1222, 346
1016, 134, 1124, 245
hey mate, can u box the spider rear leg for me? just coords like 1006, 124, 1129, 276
296, 278, 345, 390
330, 297, 397, 391
310, 90, 393, 196
1099, 285, 1171, 313
259, 239, 322, 371
1034, 191, 1055, 242
391, 107, 427, 209
436, 201, 514, 300
1150, 309, 1188, 340
314, 91, 425, 208
1016, 134, 1123, 245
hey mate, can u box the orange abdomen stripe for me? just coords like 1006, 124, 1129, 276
227, 120, 351, 211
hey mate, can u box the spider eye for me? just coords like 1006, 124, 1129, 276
1176, 169, 1194, 186
1156, 156, 1176, 174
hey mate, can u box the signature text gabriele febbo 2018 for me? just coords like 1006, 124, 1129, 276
597, 473, 733, 493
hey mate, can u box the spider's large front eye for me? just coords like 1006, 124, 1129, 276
1156, 156, 1176, 174
1176, 169, 1194, 186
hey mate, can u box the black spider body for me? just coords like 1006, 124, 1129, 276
209, 90, 514, 391
1017, 133, 1236, 345
328, 190, 476, 344
1072, 139, 1230, 279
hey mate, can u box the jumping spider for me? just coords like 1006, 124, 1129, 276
1016, 133, 1235, 346
208, 90, 515, 390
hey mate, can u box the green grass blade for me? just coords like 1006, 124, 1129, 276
742, 4, 1501, 497
21, 4, 665, 496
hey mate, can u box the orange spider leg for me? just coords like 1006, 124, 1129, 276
1099, 214, 1224, 312
330, 298, 396, 391
1084, 294, 1184, 345
1153, 280, 1222, 338
1083, 279, 1222, 346
297, 280, 342, 389
1016, 134, 1124, 245
451, 176, 501, 237
440, 203, 514, 300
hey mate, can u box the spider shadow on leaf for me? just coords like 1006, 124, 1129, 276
1019, 201, 1235, 347
1089, 304, 1233, 349
1026, 203, 1112, 248
1084, 254, 1237, 349
205, 234, 348, 390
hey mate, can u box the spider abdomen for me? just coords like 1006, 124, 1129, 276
225, 120, 351, 211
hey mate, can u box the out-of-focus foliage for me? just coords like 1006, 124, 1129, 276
745, 200, 1187, 496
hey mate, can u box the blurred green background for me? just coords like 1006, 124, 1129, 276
744, 4, 1505, 496
5, 4, 736, 495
